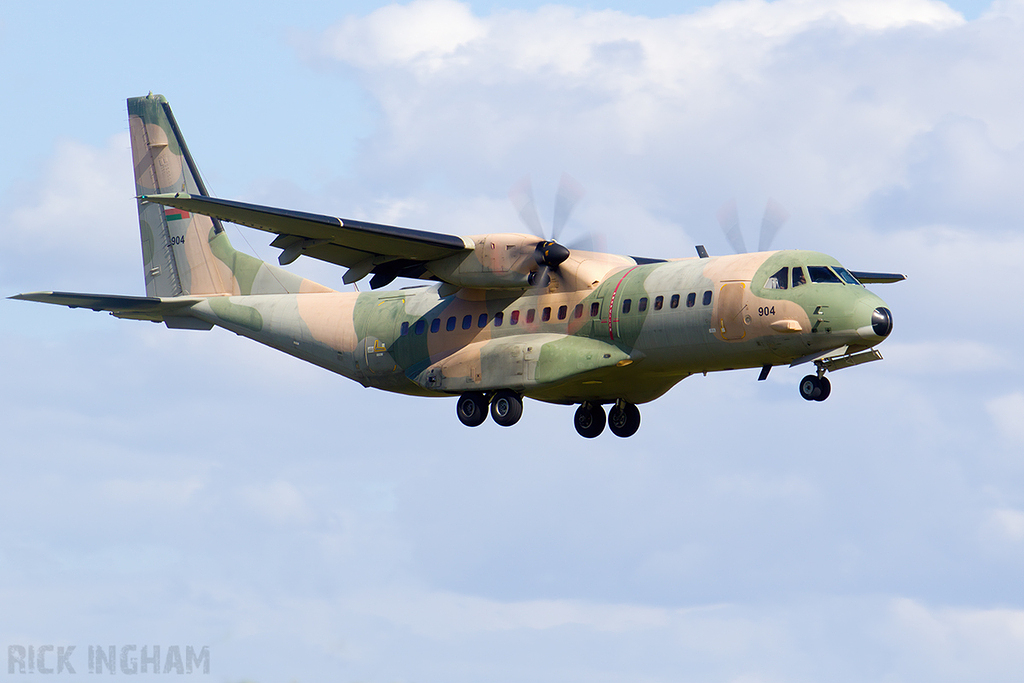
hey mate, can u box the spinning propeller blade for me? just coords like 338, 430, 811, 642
758, 198, 790, 252
552, 172, 586, 242
716, 199, 748, 254
509, 176, 545, 238
717, 198, 788, 253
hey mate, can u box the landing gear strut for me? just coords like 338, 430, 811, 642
608, 400, 641, 437
574, 402, 606, 438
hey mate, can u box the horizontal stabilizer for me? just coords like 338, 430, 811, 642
851, 271, 906, 284
10, 291, 205, 323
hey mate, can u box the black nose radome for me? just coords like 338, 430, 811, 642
871, 307, 893, 337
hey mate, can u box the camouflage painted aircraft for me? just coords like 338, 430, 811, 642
12, 94, 904, 438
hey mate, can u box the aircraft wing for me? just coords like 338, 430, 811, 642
9, 291, 206, 324
850, 271, 907, 284
142, 193, 471, 288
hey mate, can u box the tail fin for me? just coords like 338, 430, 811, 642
128, 94, 238, 297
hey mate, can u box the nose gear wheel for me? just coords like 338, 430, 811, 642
799, 375, 831, 402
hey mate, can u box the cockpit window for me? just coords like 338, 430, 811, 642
808, 266, 842, 284
833, 267, 861, 285
792, 267, 806, 287
765, 267, 788, 290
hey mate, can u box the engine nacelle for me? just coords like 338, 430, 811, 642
427, 233, 543, 289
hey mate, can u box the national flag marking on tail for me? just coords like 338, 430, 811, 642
165, 208, 190, 221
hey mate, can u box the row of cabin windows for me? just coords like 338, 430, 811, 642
399, 290, 715, 337
620, 290, 713, 314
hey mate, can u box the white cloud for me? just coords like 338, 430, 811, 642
306, 0, 991, 210
7, 133, 135, 251
347, 588, 677, 637
883, 340, 1009, 374
102, 476, 206, 505
317, 0, 486, 71
238, 479, 317, 525
886, 598, 1024, 682
3, 133, 139, 292
986, 392, 1024, 443
983, 508, 1024, 543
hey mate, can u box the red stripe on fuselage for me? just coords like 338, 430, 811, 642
607, 266, 637, 341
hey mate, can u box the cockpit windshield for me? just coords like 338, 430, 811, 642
833, 267, 861, 285
765, 264, 860, 289
807, 266, 843, 284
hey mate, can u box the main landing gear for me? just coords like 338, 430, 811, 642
456, 390, 524, 428
456, 392, 642, 437
574, 400, 640, 438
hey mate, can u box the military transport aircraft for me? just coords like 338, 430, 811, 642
12, 94, 904, 438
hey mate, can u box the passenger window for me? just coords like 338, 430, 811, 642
574, 304, 584, 319
526, 309, 535, 324
446, 316, 456, 331
494, 311, 503, 327
478, 313, 488, 328
765, 267, 788, 290
670, 294, 680, 309
462, 315, 472, 330
654, 296, 663, 310
703, 291, 712, 305
590, 301, 600, 317
401, 322, 409, 336
430, 318, 440, 333
558, 305, 567, 320
686, 293, 696, 308
792, 267, 806, 287
638, 297, 648, 312
414, 320, 425, 335
808, 266, 842, 284
511, 310, 520, 325
542, 307, 551, 322
622, 299, 632, 314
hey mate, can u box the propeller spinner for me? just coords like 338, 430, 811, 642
510, 173, 585, 286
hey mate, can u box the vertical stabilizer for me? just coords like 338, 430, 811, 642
129, 94, 234, 297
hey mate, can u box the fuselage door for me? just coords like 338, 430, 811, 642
717, 282, 748, 341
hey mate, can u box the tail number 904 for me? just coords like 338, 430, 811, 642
758, 306, 776, 317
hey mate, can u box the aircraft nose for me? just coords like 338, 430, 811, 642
871, 307, 893, 337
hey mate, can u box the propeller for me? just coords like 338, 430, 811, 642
509, 173, 586, 286
716, 198, 790, 254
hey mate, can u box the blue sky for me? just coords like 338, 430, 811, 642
2, 1, 1023, 682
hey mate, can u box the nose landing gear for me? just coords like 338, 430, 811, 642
799, 374, 831, 401
799, 368, 832, 402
